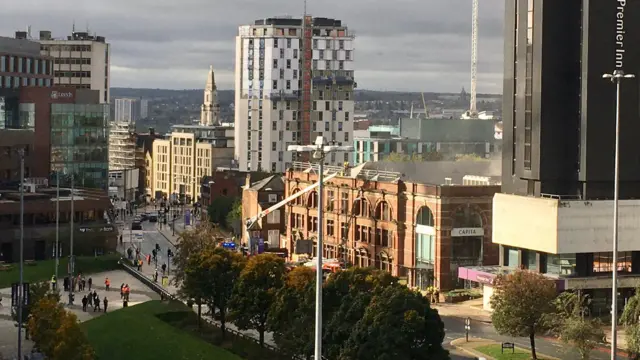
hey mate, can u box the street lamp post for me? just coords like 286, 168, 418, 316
17, 148, 25, 360
602, 69, 635, 359
288, 136, 353, 360
55, 171, 60, 284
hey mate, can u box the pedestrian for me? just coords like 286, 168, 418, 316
161, 263, 166, 275
147, 254, 151, 266
50, 275, 57, 290
103, 297, 108, 313
63, 277, 68, 292
88, 277, 92, 291
88, 292, 93, 307
120, 284, 124, 299
81, 276, 86, 291
93, 297, 100, 312
81, 295, 88, 312
105, 277, 110, 291
124, 284, 130, 301
154, 270, 158, 282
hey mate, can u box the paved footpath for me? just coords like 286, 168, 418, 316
0, 269, 157, 359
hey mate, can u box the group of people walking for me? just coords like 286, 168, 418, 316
81, 290, 108, 313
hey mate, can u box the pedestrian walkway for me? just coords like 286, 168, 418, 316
433, 298, 492, 324
0, 269, 156, 359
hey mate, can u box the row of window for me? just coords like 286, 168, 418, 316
41, 45, 93, 52
53, 58, 92, 65
53, 70, 91, 78
0, 55, 52, 75
0, 75, 51, 88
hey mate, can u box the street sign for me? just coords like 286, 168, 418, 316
465, 317, 471, 342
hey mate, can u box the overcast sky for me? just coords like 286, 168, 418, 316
0, 0, 504, 93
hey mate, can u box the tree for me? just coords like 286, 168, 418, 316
229, 253, 286, 346
172, 222, 219, 287
627, 323, 640, 360
547, 292, 604, 360
490, 270, 557, 360
225, 198, 242, 235
384, 151, 443, 162
28, 297, 95, 360
12, 281, 60, 339
207, 196, 236, 227
201, 247, 246, 337
322, 267, 397, 359
338, 285, 448, 360
268, 266, 316, 359
621, 287, 640, 326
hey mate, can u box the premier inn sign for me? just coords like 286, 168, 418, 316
616, 0, 627, 69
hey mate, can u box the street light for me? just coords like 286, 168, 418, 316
288, 136, 353, 360
602, 69, 635, 359
16, 148, 25, 360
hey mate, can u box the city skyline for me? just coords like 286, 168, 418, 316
0, 0, 505, 93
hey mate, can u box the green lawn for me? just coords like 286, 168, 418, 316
0, 254, 122, 288
83, 300, 242, 360
476, 344, 551, 360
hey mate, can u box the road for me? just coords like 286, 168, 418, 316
441, 316, 623, 360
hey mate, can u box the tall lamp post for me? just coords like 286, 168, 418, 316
16, 148, 25, 360
602, 69, 635, 359
288, 136, 353, 360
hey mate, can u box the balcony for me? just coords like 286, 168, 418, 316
312, 76, 355, 86
267, 90, 301, 100
492, 193, 640, 254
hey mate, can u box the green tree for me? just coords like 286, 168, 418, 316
268, 266, 316, 359
207, 196, 236, 227
621, 287, 640, 326
12, 281, 60, 339
203, 247, 246, 338
225, 198, 242, 234
229, 253, 286, 346
547, 292, 604, 360
626, 323, 640, 359
491, 270, 557, 360
338, 285, 448, 360
322, 267, 397, 359
173, 222, 218, 287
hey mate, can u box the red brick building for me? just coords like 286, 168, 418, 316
284, 161, 501, 291
241, 175, 286, 248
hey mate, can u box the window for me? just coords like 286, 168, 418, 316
293, 49, 298, 59
338, 101, 343, 110
280, 48, 285, 58
286, 59, 291, 69
272, 142, 277, 151
312, 122, 317, 131
339, 40, 344, 49
272, 121, 277, 130
524, 0, 534, 170
286, 101, 291, 110
345, 111, 350, 121
286, 80, 291, 90
593, 252, 632, 273
326, 219, 335, 236
313, 60, 318, 70
273, 80, 278, 89
313, 39, 318, 49
338, 122, 343, 131
293, 69, 298, 79
325, 101, 330, 111
344, 132, 349, 141
280, 69, 284, 79
271, 162, 277, 173
345, 50, 351, 60
339, 61, 344, 70
287, 38, 291, 48
325, 60, 331, 70
318, 112, 323, 121
279, 110, 284, 120
312, 101, 317, 111
324, 122, 329, 131
273, 59, 278, 68
274, 39, 278, 48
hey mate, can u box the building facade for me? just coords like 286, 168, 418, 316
234, 17, 355, 173
108, 122, 136, 170
0, 35, 53, 89
38, 30, 110, 103
151, 125, 235, 202
468, 0, 640, 313
0, 129, 35, 183
284, 162, 500, 291
242, 174, 285, 248
114, 98, 142, 123
0, 186, 116, 263
200, 66, 220, 126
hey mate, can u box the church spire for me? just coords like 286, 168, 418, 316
200, 65, 220, 126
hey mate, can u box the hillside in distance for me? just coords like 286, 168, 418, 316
110, 87, 501, 105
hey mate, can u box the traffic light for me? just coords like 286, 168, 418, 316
167, 249, 173, 258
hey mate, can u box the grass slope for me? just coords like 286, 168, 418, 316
476, 344, 552, 360
83, 301, 242, 360
0, 254, 121, 288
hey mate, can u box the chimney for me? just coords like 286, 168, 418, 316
245, 173, 251, 189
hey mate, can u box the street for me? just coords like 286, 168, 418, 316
441, 315, 621, 360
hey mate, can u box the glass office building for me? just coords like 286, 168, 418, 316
50, 104, 109, 189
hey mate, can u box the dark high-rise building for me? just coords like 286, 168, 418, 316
502, 0, 640, 200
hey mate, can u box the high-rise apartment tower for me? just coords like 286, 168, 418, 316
234, 17, 356, 173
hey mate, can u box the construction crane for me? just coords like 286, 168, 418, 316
244, 168, 343, 254
421, 92, 429, 119
464, 0, 480, 119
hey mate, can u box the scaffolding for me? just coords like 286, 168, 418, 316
108, 122, 137, 171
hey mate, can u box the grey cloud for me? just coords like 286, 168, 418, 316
0, 0, 505, 93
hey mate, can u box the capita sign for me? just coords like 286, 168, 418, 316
50, 90, 74, 100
